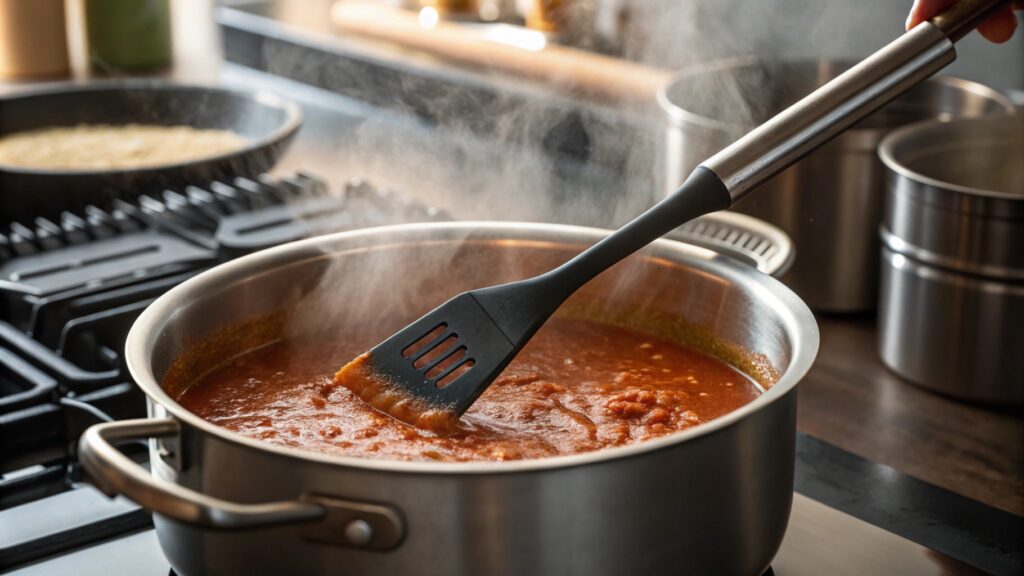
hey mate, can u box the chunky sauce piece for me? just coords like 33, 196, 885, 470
178, 317, 760, 462
332, 353, 462, 433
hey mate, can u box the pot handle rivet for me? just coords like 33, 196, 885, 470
300, 494, 405, 550
345, 519, 374, 546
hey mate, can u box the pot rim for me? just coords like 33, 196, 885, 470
126, 221, 819, 474
878, 115, 1024, 203
656, 57, 1015, 132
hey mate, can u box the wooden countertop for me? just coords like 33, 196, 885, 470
798, 314, 1023, 516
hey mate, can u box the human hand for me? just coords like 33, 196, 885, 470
907, 0, 1023, 43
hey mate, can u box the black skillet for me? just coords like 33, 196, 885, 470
0, 81, 302, 223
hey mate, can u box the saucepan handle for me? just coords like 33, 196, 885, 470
668, 211, 795, 278
79, 418, 324, 528
79, 418, 405, 549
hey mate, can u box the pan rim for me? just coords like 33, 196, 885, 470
0, 79, 302, 176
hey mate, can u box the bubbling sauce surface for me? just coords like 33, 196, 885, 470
177, 317, 760, 462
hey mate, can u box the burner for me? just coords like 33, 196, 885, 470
119, 173, 324, 250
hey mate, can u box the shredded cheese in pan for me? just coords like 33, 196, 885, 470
0, 124, 247, 170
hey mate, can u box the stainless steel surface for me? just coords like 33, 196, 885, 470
877, 116, 1024, 404
879, 115, 1024, 279
88, 222, 817, 576
669, 211, 795, 277
299, 494, 406, 550
661, 61, 1014, 311
878, 247, 1024, 404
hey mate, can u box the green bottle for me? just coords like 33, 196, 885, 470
85, 0, 172, 72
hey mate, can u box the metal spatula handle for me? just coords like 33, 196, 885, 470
702, 0, 1010, 202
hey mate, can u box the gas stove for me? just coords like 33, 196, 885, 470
0, 169, 1010, 576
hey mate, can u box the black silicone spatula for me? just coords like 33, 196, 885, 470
337, 0, 1011, 422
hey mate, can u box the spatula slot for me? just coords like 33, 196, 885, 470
424, 345, 467, 379
435, 359, 475, 389
412, 335, 458, 369
401, 323, 448, 359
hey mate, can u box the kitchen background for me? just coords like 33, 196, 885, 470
0, 0, 1021, 574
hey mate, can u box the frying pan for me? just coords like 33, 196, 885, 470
0, 80, 302, 223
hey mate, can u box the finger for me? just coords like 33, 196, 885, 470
908, 1, 1020, 42
906, 0, 956, 30
978, 7, 1019, 42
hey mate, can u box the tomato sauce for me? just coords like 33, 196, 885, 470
177, 317, 760, 462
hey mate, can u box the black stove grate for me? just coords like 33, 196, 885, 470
0, 347, 58, 415
0, 172, 449, 522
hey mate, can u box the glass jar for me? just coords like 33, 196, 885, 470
84, 0, 172, 72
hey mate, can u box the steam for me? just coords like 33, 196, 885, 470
261, 0, 905, 225
250, 0, 908, 355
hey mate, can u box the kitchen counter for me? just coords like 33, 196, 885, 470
802, 315, 1023, 517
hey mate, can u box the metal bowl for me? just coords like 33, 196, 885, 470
658, 58, 1015, 312
80, 222, 818, 576
0, 80, 302, 222
878, 115, 1024, 404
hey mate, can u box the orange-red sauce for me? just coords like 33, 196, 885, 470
177, 317, 760, 462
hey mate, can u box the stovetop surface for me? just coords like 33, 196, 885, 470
0, 489, 989, 576
0, 63, 1020, 576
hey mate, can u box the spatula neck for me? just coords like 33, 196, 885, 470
543, 166, 731, 296
470, 167, 730, 347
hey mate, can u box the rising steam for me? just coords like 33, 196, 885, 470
252, 0, 909, 360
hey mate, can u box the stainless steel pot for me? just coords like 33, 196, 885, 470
878, 115, 1024, 404
78, 222, 818, 576
658, 58, 1015, 312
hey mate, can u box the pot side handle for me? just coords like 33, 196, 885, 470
668, 211, 795, 278
80, 418, 407, 548
79, 418, 326, 529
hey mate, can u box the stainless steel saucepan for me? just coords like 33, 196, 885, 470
79, 222, 817, 576
878, 115, 1024, 404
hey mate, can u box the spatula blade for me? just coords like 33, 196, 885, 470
352, 293, 517, 419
